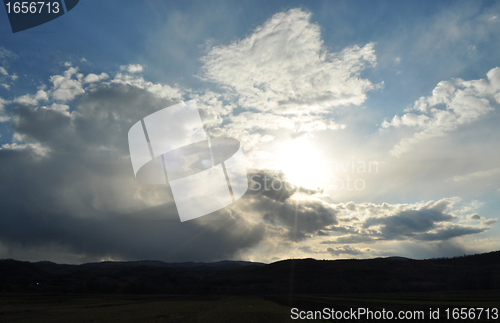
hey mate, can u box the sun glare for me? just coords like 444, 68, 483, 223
276, 137, 327, 189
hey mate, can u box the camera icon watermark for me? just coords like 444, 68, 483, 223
127, 100, 248, 222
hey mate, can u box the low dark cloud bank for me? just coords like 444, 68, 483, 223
0, 83, 265, 262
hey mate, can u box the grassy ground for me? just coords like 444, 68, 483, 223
0, 291, 498, 322
0, 294, 327, 323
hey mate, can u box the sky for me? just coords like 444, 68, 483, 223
0, 0, 499, 264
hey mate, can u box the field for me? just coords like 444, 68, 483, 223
1, 291, 499, 322
0, 294, 320, 323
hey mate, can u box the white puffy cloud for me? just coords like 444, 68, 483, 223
120, 64, 144, 73
44, 103, 70, 114
0, 67, 7, 76
14, 89, 49, 106
84, 72, 109, 83
3, 65, 183, 128
201, 8, 377, 115
196, 7, 370, 167
111, 73, 182, 99
50, 67, 85, 102
382, 67, 500, 157
0, 142, 50, 157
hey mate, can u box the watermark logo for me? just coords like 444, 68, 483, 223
128, 100, 248, 222
3, 0, 79, 33
248, 158, 379, 194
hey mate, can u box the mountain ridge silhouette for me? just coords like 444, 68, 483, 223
1, 251, 499, 295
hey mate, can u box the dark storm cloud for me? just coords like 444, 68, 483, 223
471, 214, 481, 220
246, 170, 322, 202
315, 203, 489, 244
413, 225, 486, 241
363, 208, 455, 240
252, 194, 338, 241
11, 83, 178, 152
285, 230, 309, 242
0, 83, 265, 262
237, 169, 335, 242
0, 199, 265, 262
246, 170, 297, 202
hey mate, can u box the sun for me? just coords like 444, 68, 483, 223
276, 137, 327, 189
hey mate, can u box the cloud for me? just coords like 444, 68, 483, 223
471, 213, 481, 220
327, 245, 362, 256
4, 67, 111, 121
363, 208, 454, 240
14, 90, 49, 106
0, 47, 17, 64
195, 8, 369, 170
241, 172, 338, 242
4, 65, 181, 123
1, 6, 498, 263
0, 60, 494, 263
0, 97, 10, 122
50, 67, 85, 102
200, 8, 377, 115
321, 198, 491, 244
111, 73, 182, 99
260, 197, 338, 239
0, 48, 18, 89
84, 72, 109, 83
452, 167, 500, 182
382, 67, 500, 157
232, 178, 492, 259
247, 170, 298, 202
410, 4, 500, 64
0, 74, 266, 263
225, 112, 344, 134
0, 200, 265, 263
413, 225, 486, 241
321, 235, 376, 244
120, 64, 144, 73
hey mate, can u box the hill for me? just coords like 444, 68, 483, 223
1, 251, 499, 295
